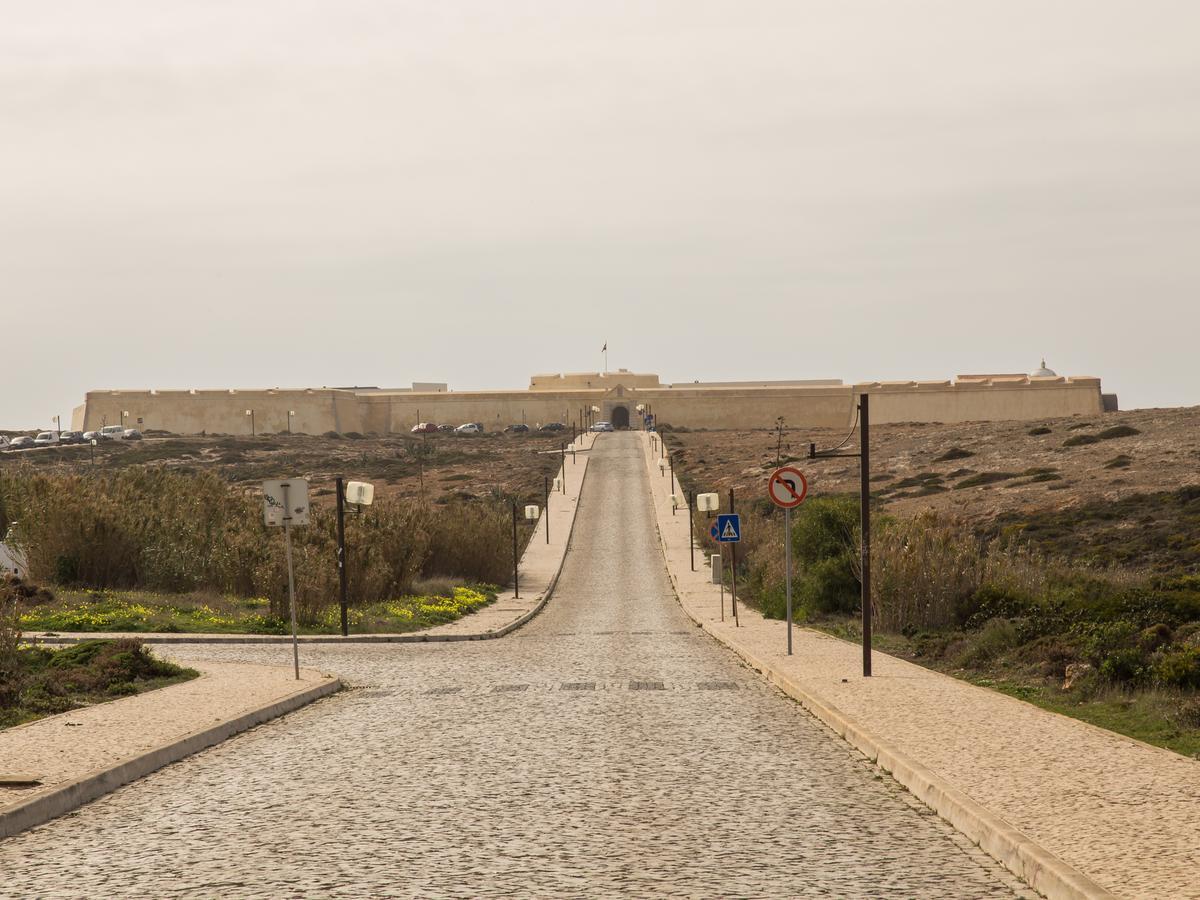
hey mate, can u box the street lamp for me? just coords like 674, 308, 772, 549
245, 409, 255, 436
287, 410, 295, 435
120, 410, 129, 430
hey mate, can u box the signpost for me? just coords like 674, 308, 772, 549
263, 479, 309, 679
711, 513, 741, 624
768, 466, 809, 655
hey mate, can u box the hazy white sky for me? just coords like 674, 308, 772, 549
3, 1, 1198, 428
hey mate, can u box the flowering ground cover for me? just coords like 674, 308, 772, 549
17, 585, 496, 636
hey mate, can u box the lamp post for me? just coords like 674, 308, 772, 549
245, 409, 255, 436
287, 410, 295, 435
120, 410, 129, 431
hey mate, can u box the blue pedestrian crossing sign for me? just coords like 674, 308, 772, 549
711, 513, 741, 543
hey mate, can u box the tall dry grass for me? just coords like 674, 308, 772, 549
0, 469, 515, 623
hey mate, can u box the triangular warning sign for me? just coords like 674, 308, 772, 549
721, 521, 738, 539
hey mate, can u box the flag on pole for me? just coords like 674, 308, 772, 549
601, 342, 607, 352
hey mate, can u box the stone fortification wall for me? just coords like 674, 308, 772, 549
75, 389, 361, 435
73, 375, 1106, 435
860, 377, 1103, 424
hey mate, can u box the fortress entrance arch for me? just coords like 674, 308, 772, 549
611, 405, 630, 429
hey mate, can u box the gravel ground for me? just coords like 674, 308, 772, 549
0, 434, 1031, 898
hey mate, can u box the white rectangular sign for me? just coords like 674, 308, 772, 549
263, 478, 310, 527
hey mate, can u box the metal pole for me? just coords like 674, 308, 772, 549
281, 484, 300, 680
860, 393, 872, 677
335, 476, 349, 637
728, 488, 738, 626
688, 490, 695, 571
719, 546, 725, 622
785, 505, 793, 655
544, 475, 550, 544
561, 442, 566, 492
512, 501, 519, 599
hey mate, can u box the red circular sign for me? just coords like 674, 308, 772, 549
768, 466, 808, 509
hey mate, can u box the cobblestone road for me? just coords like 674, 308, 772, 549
1, 435, 1032, 898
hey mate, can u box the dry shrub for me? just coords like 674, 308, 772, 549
866, 512, 984, 631
0, 470, 521, 625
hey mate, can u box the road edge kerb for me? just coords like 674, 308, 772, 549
641, 437, 1112, 900
26, 450, 593, 647
0, 672, 341, 839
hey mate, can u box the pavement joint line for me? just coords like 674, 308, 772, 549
639, 432, 1114, 900
0, 671, 341, 840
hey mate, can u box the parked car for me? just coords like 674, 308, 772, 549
590, 421, 614, 432
454, 423, 482, 434
33, 432, 60, 446
82, 430, 103, 442
122, 429, 144, 441
8, 436, 34, 449
539, 422, 567, 432
0, 436, 9, 449
503, 423, 530, 434
436, 424, 455, 433
58, 431, 85, 445
99, 425, 126, 440
410, 422, 439, 434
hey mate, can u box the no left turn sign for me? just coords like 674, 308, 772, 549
768, 466, 808, 509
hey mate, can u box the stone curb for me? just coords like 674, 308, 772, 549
27, 453, 593, 648
0, 672, 341, 839
641, 437, 1113, 900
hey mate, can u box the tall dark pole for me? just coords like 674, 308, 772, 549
544, 475, 550, 544
512, 501, 520, 599
860, 393, 872, 677
728, 488, 738, 626
335, 476, 349, 637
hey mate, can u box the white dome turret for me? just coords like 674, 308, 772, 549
1031, 358, 1057, 377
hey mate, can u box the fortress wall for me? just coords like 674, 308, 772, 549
79, 390, 353, 435
643, 387, 855, 429
385, 392, 594, 432
75, 375, 1107, 435
861, 379, 1104, 424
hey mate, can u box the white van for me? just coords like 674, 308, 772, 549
99, 425, 126, 440
34, 431, 60, 445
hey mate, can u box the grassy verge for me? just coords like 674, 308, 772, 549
813, 617, 1200, 759
1, 638, 198, 730
17, 584, 498, 635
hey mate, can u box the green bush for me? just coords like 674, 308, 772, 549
1028, 426, 1052, 436
1155, 647, 1200, 689
1097, 425, 1141, 440
955, 472, 1019, 488
956, 618, 1020, 667
1063, 434, 1101, 447
792, 497, 861, 615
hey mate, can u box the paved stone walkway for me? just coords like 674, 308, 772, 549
646, 433, 1200, 900
0, 662, 333, 820
0, 434, 1030, 898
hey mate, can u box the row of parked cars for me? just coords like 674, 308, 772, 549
409, 422, 575, 435
0, 426, 143, 451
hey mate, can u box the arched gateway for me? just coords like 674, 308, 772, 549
611, 405, 630, 429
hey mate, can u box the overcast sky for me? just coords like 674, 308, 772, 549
3, 1, 1198, 428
